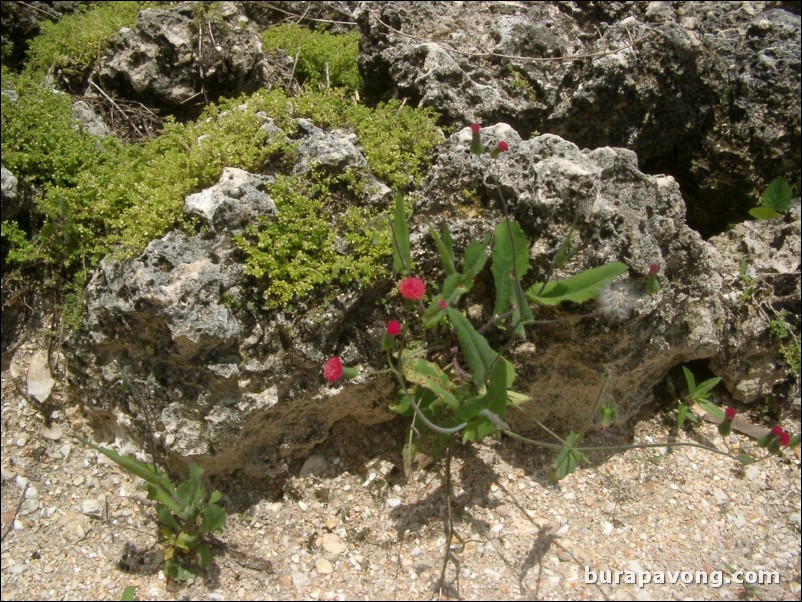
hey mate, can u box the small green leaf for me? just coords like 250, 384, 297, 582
551, 432, 585, 481
689, 377, 721, 403
749, 206, 782, 220
121, 586, 137, 601
209, 490, 222, 505
463, 236, 489, 277
762, 177, 792, 213
201, 504, 227, 534
738, 453, 756, 465
681, 366, 696, 393
528, 262, 628, 305
175, 531, 200, 552
195, 544, 213, 568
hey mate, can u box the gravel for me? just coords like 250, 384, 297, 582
2, 344, 800, 601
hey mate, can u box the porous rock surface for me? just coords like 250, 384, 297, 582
356, 1, 801, 236
13, 0, 795, 481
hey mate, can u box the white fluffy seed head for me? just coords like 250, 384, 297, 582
597, 279, 639, 322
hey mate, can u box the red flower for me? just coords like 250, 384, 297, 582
497, 141, 509, 152
649, 263, 660, 274
470, 123, 481, 135
386, 320, 401, 336
323, 357, 343, 382
398, 277, 426, 301
439, 299, 448, 310
724, 406, 737, 421
771, 425, 791, 447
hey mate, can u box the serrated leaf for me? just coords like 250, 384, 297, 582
404, 358, 460, 410
446, 307, 497, 387
156, 503, 182, 533
491, 220, 529, 320
201, 504, 226, 534
527, 262, 628, 305
463, 236, 489, 277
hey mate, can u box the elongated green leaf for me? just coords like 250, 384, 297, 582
391, 193, 411, 274
677, 402, 689, 429
690, 377, 721, 402
447, 307, 497, 387
121, 586, 136, 601
491, 220, 529, 318
528, 262, 628, 305
77, 436, 181, 510
682, 366, 696, 393
429, 224, 456, 276
148, 483, 184, 515
695, 399, 725, 422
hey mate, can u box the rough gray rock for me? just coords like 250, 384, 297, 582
185, 167, 276, 233
414, 125, 725, 429
1, 165, 22, 221
95, 2, 282, 110
74, 119, 799, 480
708, 199, 801, 406
356, 1, 801, 236
71, 100, 111, 137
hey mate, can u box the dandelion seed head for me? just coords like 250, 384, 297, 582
597, 279, 639, 322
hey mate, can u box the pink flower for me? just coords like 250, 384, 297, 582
649, 263, 660, 275
439, 299, 448, 310
398, 277, 426, 301
497, 141, 509, 152
470, 123, 481, 134
724, 406, 737, 421
386, 320, 401, 336
323, 357, 343, 382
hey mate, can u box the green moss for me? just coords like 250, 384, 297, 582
24, 2, 150, 86
234, 171, 391, 309
4, 42, 440, 322
261, 24, 362, 93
